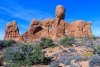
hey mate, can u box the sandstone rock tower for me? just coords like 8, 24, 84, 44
4, 5, 92, 42
56, 5, 65, 21
4, 20, 20, 40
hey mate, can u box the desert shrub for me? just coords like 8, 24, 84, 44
74, 54, 82, 63
81, 56, 89, 61
59, 56, 73, 66
59, 57, 71, 66
59, 36, 75, 47
62, 50, 68, 53
59, 58, 65, 63
75, 36, 97, 48
74, 41, 82, 47
28, 44, 51, 65
4, 44, 50, 66
0, 40, 4, 49
31, 44, 45, 64
89, 55, 100, 67
81, 38, 93, 48
94, 45, 100, 55
68, 48, 77, 52
3, 40, 15, 46
49, 61, 59, 67
82, 51, 94, 58
0, 40, 16, 49
40, 37, 55, 48
64, 59, 71, 66
4, 44, 34, 66
87, 36, 97, 40
84, 36, 97, 41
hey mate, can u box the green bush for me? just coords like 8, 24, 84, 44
4, 44, 34, 67
40, 37, 55, 48
0, 40, 16, 49
4, 40, 16, 46
84, 35, 97, 42
31, 45, 45, 64
32, 44, 51, 64
59, 36, 75, 47
4, 44, 50, 67
94, 45, 100, 55
82, 51, 94, 58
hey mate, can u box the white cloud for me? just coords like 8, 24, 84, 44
0, 1, 54, 39
0, 1, 53, 22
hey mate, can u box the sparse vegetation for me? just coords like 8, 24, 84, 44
94, 45, 100, 55
59, 56, 73, 66
32, 44, 46, 64
0, 40, 16, 49
59, 36, 75, 47
0, 36, 100, 67
49, 61, 59, 67
4, 44, 34, 66
62, 50, 68, 53
74, 54, 82, 63
89, 55, 100, 67
39, 37, 56, 49
68, 48, 77, 52
3, 44, 50, 67
82, 51, 94, 57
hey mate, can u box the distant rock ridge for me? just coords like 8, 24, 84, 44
4, 5, 92, 42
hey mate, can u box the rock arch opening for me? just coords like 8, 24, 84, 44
33, 26, 43, 34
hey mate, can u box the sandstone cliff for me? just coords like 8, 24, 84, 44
4, 5, 92, 42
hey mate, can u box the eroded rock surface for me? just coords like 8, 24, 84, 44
4, 20, 20, 40
4, 5, 92, 42
65, 20, 92, 37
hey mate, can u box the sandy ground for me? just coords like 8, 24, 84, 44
42, 45, 91, 67
1, 45, 92, 67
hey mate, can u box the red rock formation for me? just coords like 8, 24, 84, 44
56, 5, 65, 20
4, 20, 20, 40
65, 20, 92, 37
4, 5, 92, 42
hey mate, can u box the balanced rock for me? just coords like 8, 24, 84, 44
56, 5, 65, 20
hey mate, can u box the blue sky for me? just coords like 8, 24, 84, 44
0, 0, 100, 40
